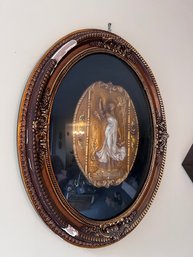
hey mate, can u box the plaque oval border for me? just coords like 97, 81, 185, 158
17, 29, 168, 247
72, 81, 139, 188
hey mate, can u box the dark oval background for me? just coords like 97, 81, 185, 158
50, 53, 153, 221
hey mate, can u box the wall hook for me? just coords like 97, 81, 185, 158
108, 23, 112, 32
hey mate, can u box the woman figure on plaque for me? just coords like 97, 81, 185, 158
96, 98, 126, 164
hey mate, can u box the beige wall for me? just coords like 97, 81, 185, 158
1, 0, 193, 256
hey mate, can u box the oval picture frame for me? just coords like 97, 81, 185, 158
18, 29, 168, 247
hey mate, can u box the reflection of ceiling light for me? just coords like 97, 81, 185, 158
73, 131, 85, 135
63, 224, 79, 237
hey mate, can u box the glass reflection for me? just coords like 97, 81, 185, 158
50, 118, 140, 220
51, 152, 138, 219
50, 53, 153, 220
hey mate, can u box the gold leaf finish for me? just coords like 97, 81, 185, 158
73, 81, 139, 187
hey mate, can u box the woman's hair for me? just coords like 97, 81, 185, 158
106, 102, 115, 113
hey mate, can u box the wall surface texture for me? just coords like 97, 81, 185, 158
1, 0, 193, 256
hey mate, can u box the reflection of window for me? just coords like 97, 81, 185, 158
121, 181, 137, 199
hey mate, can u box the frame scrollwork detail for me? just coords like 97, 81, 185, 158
18, 29, 168, 247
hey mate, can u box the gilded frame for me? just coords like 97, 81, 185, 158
17, 29, 168, 247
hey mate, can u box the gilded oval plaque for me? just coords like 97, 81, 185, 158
73, 81, 139, 187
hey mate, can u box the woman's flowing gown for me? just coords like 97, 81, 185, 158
96, 116, 126, 163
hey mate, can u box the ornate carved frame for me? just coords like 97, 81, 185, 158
17, 29, 168, 247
